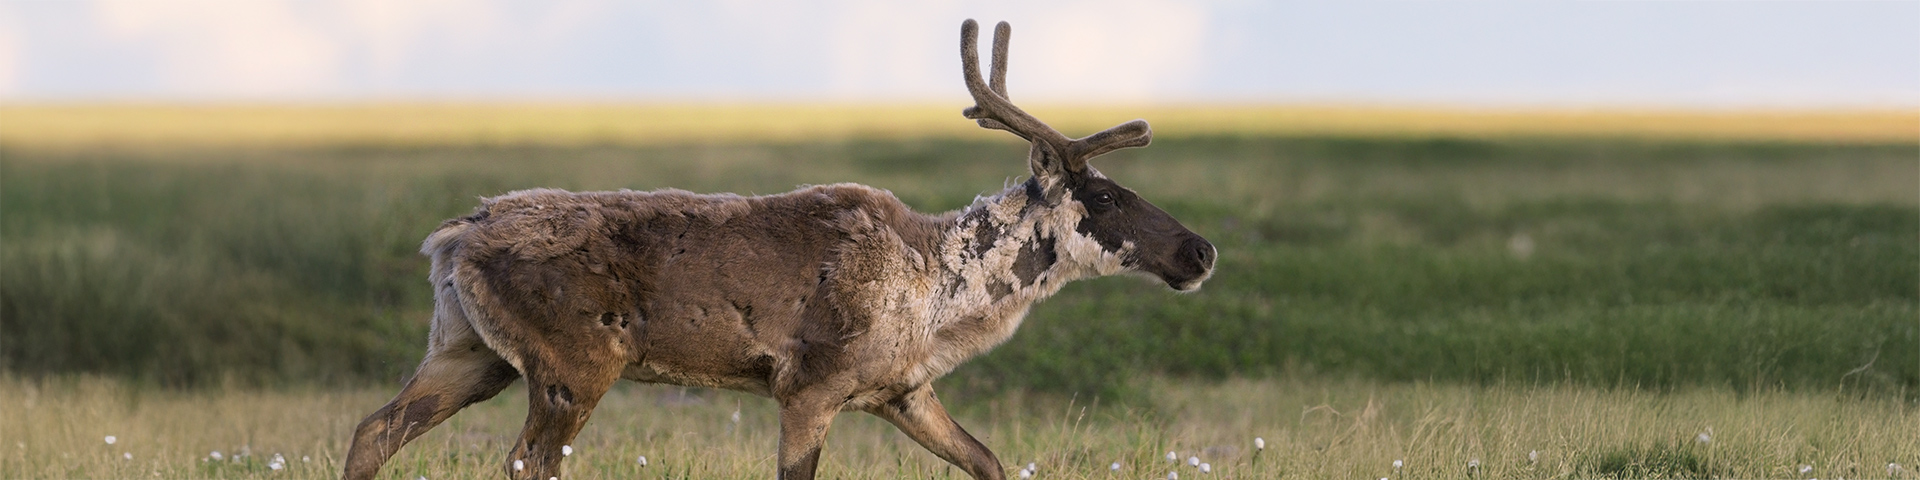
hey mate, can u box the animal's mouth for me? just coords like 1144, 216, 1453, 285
1153, 238, 1215, 292
1165, 267, 1213, 292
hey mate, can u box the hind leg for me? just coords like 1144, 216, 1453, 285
343, 342, 518, 480
501, 347, 626, 480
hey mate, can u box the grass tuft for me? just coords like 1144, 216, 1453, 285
1582, 443, 1728, 479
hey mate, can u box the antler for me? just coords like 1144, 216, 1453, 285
960, 19, 1154, 173
961, 20, 1071, 150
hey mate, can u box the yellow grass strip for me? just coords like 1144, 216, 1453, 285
2, 103, 1913, 149
5, 375, 1915, 479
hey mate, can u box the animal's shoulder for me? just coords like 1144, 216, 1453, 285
772, 183, 950, 255
761, 183, 905, 213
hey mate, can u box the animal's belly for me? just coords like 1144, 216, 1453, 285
617, 292, 791, 396
621, 360, 773, 396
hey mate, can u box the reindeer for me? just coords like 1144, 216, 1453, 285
342, 19, 1215, 480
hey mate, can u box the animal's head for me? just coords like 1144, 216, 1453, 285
959, 19, 1215, 291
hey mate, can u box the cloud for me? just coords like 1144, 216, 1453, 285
0, 7, 20, 96
1, 0, 1911, 105
805, 0, 1210, 101
90, 1, 341, 97
821, 1, 960, 99
988, 0, 1208, 101
14, 0, 1212, 101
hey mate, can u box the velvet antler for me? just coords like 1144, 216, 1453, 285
960, 19, 1155, 174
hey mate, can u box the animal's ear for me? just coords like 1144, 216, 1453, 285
1027, 140, 1067, 178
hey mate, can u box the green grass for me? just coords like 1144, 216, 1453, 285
2, 136, 1916, 397
4, 375, 1915, 479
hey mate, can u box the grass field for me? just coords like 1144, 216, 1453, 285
5, 133, 1913, 395
5, 375, 1916, 479
1, 105, 1916, 478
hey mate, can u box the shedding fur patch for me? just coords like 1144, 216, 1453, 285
912, 171, 1136, 383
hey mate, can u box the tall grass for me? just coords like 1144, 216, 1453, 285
3, 375, 1914, 479
2, 136, 1916, 396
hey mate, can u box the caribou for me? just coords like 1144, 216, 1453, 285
343, 19, 1215, 480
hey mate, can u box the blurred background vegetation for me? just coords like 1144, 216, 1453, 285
1, 106, 1914, 400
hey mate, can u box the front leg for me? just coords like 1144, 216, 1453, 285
777, 389, 843, 480
866, 384, 1005, 480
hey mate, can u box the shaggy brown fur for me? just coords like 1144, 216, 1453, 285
342, 20, 1214, 480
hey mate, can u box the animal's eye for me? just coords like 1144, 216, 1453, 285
1092, 192, 1115, 206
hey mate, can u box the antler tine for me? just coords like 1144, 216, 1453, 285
960, 20, 1019, 136
960, 19, 1070, 148
989, 21, 1009, 98
976, 21, 1012, 132
957, 20, 1013, 135
1069, 119, 1153, 160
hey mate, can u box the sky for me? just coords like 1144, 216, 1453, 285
1, 0, 1915, 107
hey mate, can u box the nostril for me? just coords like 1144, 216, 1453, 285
1187, 239, 1214, 265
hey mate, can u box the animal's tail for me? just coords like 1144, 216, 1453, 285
419, 216, 526, 371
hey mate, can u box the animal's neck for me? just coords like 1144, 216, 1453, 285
908, 180, 1078, 373
941, 179, 1075, 300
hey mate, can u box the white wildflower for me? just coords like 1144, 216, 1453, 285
416, 477, 426, 480
514, 459, 525, 471
104, 436, 117, 445
1188, 456, 1200, 467
303, 456, 311, 463
1112, 462, 1122, 471
1018, 468, 1032, 478
269, 460, 284, 471
210, 451, 224, 461
1799, 464, 1813, 474
1254, 437, 1265, 450
1199, 463, 1211, 473
1393, 459, 1403, 470
561, 445, 572, 456
637, 455, 648, 467
1696, 432, 1711, 444
1167, 471, 1179, 480
1507, 233, 1535, 259
122, 452, 132, 460
731, 410, 741, 423
1027, 462, 1037, 472
1529, 450, 1538, 464
1890, 463, 1903, 476
1166, 451, 1177, 462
